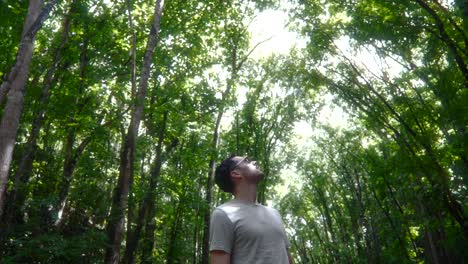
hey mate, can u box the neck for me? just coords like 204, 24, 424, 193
234, 183, 258, 203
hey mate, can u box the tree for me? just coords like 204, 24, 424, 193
1, 0, 73, 232
104, 0, 164, 262
0, 0, 466, 262
0, 0, 59, 220
280, 0, 468, 261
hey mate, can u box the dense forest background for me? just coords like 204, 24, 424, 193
0, 0, 467, 263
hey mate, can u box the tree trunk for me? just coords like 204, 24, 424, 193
122, 0, 140, 254
456, 0, 468, 31
347, 54, 467, 235
140, 141, 178, 264
104, 0, 164, 262
0, 0, 59, 105
53, 27, 93, 226
199, 16, 271, 261
201, 153, 218, 264
369, 186, 410, 261
166, 196, 184, 264
192, 211, 200, 264
201, 44, 240, 264
123, 111, 168, 264
140, 201, 157, 264
0, 0, 59, 219
192, 154, 203, 264
55, 136, 92, 224
1, 2, 72, 231
414, 0, 468, 86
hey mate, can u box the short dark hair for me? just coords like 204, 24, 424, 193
215, 156, 242, 193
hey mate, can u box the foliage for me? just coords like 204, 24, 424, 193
0, 0, 466, 263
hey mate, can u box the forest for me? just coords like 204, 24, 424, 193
0, 0, 467, 263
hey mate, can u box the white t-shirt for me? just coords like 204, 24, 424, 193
209, 199, 290, 264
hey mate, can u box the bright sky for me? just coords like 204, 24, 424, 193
248, 9, 303, 59
246, 5, 350, 129
244, 6, 353, 203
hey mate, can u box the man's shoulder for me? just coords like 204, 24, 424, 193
213, 200, 249, 223
261, 204, 283, 218
215, 200, 241, 215
214, 200, 232, 210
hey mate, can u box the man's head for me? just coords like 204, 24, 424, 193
215, 156, 264, 193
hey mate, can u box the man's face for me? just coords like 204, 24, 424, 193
231, 156, 264, 183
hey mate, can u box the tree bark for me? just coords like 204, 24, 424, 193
123, 111, 168, 264
414, 0, 468, 86
52, 26, 94, 226
342, 53, 467, 236
0, 0, 59, 106
140, 141, 178, 264
55, 136, 92, 223
200, 26, 270, 262
166, 193, 184, 264
104, 2, 163, 262
0, 0, 59, 219
122, 0, 139, 252
201, 36, 240, 264
201, 87, 235, 263
1, 2, 72, 231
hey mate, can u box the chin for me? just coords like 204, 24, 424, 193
249, 170, 264, 182
257, 172, 265, 181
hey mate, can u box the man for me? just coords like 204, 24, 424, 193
209, 156, 293, 264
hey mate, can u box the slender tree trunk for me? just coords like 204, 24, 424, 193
55, 136, 92, 222
201, 49, 239, 264
201, 147, 218, 264
140, 201, 157, 264
309, 219, 328, 259
126, 0, 137, 98
0, 0, 60, 220
104, 1, 163, 262
122, 161, 142, 264
425, 229, 441, 264
55, 91, 119, 227
123, 111, 168, 264
419, 210, 449, 264
193, 156, 203, 264
123, 200, 146, 264
123, 154, 146, 261
166, 195, 184, 264
349, 55, 467, 234
122, 1, 139, 254
456, 0, 468, 31
52, 27, 93, 226
381, 171, 421, 256
414, 0, 468, 86
140, 143, 178, 264
369, 185, 410, 261
1, 3, 72, 230
0, 0, 59, 105
192, 213, 200, 264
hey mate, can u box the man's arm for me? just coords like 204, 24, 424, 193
209, 209, 233, 263
210, 250, 230, 264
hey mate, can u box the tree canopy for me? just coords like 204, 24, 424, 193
0, 0, 466, 263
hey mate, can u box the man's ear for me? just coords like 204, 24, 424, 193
230, 169, 242, 181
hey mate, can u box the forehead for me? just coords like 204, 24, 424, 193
230, 156, 244, 163
223, 156, 245, 168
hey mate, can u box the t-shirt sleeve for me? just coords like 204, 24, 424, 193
209, 208, 234, 254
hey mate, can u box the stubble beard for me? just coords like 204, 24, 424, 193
251, 169, 265, 183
